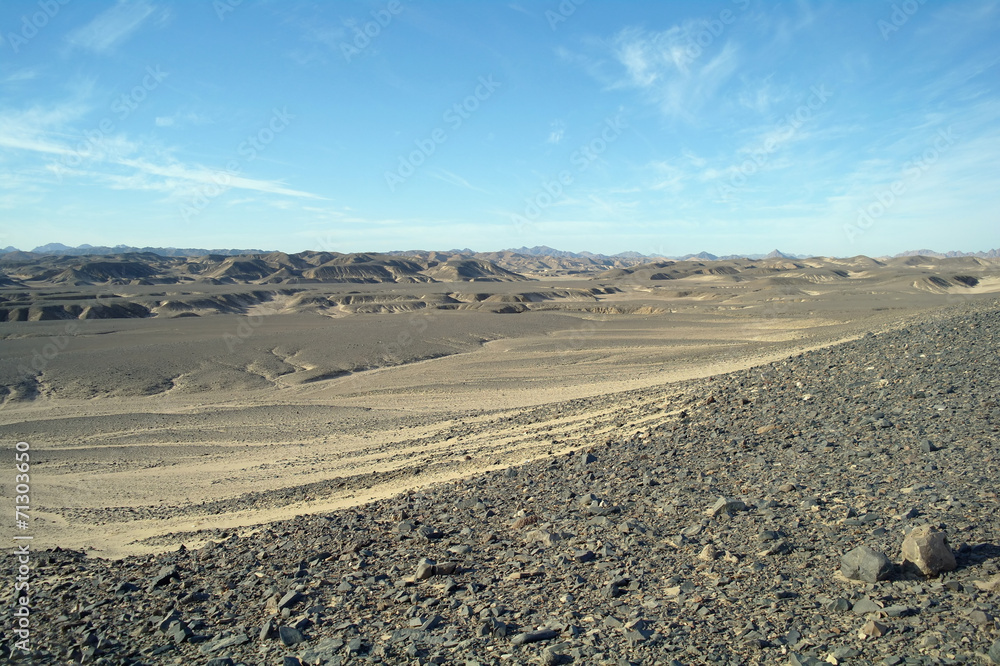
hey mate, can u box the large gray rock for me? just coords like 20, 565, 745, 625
989, 638, 1000, 664
901, 525, 956, 577
841, 545, 893, 583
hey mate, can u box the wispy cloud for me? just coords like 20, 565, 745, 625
2, 68, 40, 84
1, 99, 322, 203
507, 4, 533, 18
116, 157, 324, 199
67, 0, 159, 54
154, 111, 213, 128
566, 23, 742, 120
278, 7, 349, 65
0, 101, 92, 156
643, 160, 686, 193
737, 77, 782, 114
425, 168, 491, 194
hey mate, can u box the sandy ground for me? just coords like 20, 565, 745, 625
2, 269, 999, 558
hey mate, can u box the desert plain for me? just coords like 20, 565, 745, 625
2, 249, 1000, 664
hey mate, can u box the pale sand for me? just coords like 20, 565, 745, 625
0, 312, 940, 557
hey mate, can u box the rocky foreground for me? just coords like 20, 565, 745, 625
6, 299, 1000, 665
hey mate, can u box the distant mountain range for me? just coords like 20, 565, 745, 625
1, 243, 998, 261
893, 248, 1000, 259
0, 243, 263, 257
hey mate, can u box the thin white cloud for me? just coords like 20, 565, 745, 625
3, 68, 40, 84
508, 4, 533, 18
67, 0, 158, 53
0, 133, 74, 157
154, 111, 214, 128
0, 102, 91, 156
278, 7, 349, 65
643, 161, 686, 193
115, 157, 324, 199
425, 168, 491, 194
737, 78, 783, 114
569, 24, 742, 120
1, 99, 323, 202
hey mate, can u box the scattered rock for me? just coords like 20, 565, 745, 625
989, 639, 1000, 665
278, 626, 305, 647
511, 629, 559, 646
841, 545, 893, 583
277, 590, 304, 610
975, 574, 1000, 592
968, 609, 993, 625
900, 525, 956, 577
707, 496, 746, 517
859, 619, 889, 639
511, 514, 540, 529
148, 565, 179, 588
18, 300, 1000, 665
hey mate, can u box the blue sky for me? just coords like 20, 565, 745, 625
1, 0, 998, 257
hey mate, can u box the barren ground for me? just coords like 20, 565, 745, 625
3, 258, 999, 558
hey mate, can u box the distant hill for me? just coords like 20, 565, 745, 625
2, 243, 997, 262
893, 248, 1000, 259
504, 246, 593, 259
0, 243, 264, 257
0, 250, 530, 288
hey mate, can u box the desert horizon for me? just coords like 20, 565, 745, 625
4, 0, 1000, 663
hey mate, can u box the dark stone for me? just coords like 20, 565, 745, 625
259, 617, 275, 641
279, 626, 306, 647
841, 545, 893, 583
167, 621, 193, 644
478, 618, 507, 638
149, 565, 179, 588
278, 590, 304, 610
511, 629, 559, 646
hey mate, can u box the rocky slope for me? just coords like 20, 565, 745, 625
5, 299, 1000, 665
